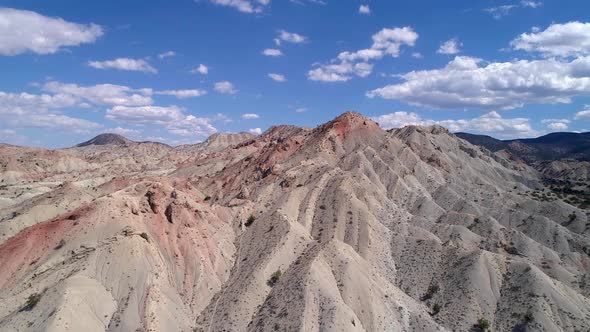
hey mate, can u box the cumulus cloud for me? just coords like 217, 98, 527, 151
209, 0, 270, 13
191, 64, 209, 74
214, 81, 238, 94
0, 91, 102, 133
372, 111, 539, 138
575, 105, 590, 119
308, 27, 418, 82
106, 105, 184, 125
268, 73, 286, 82
106, 105, 217, 137
275, 30, 307, 45
263, 48, 283, 56
88, 58, 157, 73
437, 38, 461, 55
43, 81, 153, 106
155, 89, 207, 98
0, 8, 103, 56
511, 22, 590, 57
158, 51, 176, 59
110, 127, 141, 137
359, 5, 370, 14
541, 118, 570, 131
248, 128, 262, 135
241, 113, 260, 119
367, 55, 590, 110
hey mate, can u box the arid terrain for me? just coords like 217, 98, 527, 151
1, 112, 589, 332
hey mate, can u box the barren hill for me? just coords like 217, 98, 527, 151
0, 112, 589, 332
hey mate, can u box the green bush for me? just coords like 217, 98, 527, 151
24, 293, 41, 311
245, 215, 256, 227
475, 318, 490, 331
267, 270, 282, 287
140, 232, 149, 242
431, 303, 441, 316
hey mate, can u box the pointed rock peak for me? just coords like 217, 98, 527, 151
75, 133, 133, 147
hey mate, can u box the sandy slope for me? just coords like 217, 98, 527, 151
1, 112, 589, 331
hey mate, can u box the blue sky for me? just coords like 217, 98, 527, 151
0, 0, 589, 147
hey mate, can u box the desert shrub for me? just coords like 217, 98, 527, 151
475, 318, 490, 331
421, 284, 439, 301
54, 239, 66, 250
140, 232, 149, 242
568, 212, 577, 222
245, 215, 256, 227
203, 195, 211, 201
431, 303, 441, 316
267, 270, 282, 287
23, 293, 41, 311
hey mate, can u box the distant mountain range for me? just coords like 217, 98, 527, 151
456, 131, 590, 163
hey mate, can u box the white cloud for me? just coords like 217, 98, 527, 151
155, 89, 207, 98
511, 22, 590, 57
367, 55, 590, 110
295, 107, 307, 113
359, 5, 370, 14
158, 51, 176, 59
412, 52, 424, 59
106, 105, 184, 125
214, 81, 238, 94
43, 81, 153, 106
106, 105, 218, 137
372, 111, 538, 138
277, 30, 307, 45
437, 38, 461, 55
209, 0, 270, 13
521, 1, 543, 8
485, 1, 542, 19
263, 48, 283, 56
248, 128, 262, 135
541, 118, 570, 131
88, 58, 157, 73
575, 105, 590, 119
110, 127, 141, 137
241, 113, 260, 119
484, 5, 517, 19
191, 64, 209, 75
308, 27, 418, 82
0, 8, 103, 56
0, 91, 102, 133
268, 73, 286, 82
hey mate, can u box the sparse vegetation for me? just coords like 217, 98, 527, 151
204, 195, 211, 201
140, 232, 149, 242
421, 284, 439, 301
54, 239, 66, 250
568, 212, 577, 223
23, 293, 41, 311
244, 215, 256, 227
267, 270, 282, 287
431, 303, 441, 316
475, 318, 490, 331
